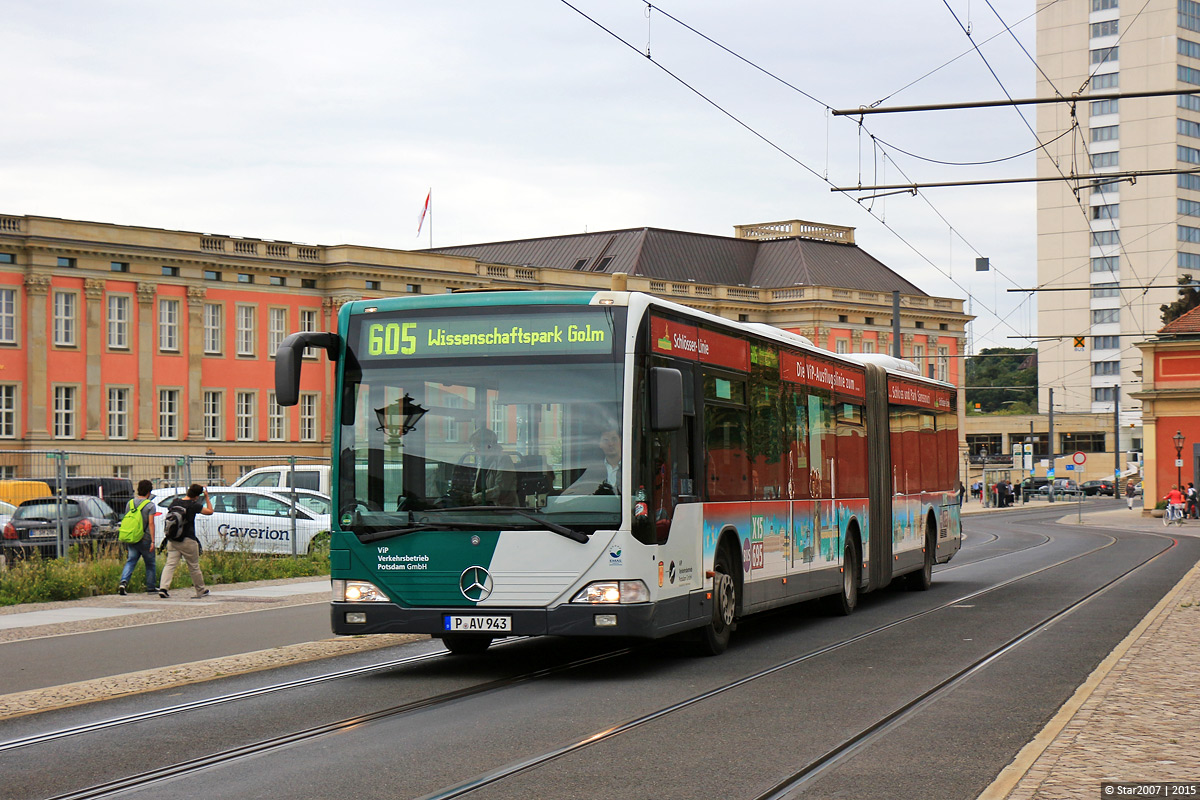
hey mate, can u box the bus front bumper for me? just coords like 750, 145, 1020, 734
331, 595, 698, 639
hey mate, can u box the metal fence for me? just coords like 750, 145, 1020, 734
0, 450, 330, 561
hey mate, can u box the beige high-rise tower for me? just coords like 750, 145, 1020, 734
1036, 0, 1195, 461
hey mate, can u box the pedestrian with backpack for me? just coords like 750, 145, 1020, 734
158, 484, 213, 599
117, 479, 157, 595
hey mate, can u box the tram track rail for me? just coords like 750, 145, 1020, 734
37, 524, 1152, 800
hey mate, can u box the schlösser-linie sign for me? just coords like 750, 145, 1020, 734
358, 310, 615, 359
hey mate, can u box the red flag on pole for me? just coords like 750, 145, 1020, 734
417, 190, 431, 236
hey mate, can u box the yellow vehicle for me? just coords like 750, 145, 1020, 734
0, 480, 53, 508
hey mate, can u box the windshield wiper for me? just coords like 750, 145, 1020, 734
357, 520, 497, 544
446, 505, 590, 543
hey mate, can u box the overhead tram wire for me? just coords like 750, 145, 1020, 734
558, 0, 1032, 346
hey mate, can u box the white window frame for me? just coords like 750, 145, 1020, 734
107, 386, 130, 440
203, 390, 224, 441
235, 391, 256, 441
53, 291, 78, 347
236, 304, 256, 357
267, 391, 286, 441
0, 288, 16, 344
158, 298, 180, 352
938, 346, 949, 383
299, 392, 319, 442
53, 384, 78, 439
0, 384, 16, 438
107, 294, 131, 350
158, 388, 180, 440
268, 307, 288, 359
299, 308, 318, 358
203, 303, 223, 355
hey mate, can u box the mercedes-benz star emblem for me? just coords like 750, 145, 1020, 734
459, 566, 493, 602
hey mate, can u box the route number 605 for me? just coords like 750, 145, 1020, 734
368, 323, 416, 356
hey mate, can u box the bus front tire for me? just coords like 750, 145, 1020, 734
696, 547, 737, 656
441, 634, 493, 655
825, 539, 860, 616
906, 525, 935, 591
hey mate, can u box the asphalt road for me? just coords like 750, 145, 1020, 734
5, 505, 1197, 800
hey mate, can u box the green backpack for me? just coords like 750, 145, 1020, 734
118, 498, 151, 544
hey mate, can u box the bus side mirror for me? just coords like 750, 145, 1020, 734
275, 332, 341, 406
650, 367, 683, 431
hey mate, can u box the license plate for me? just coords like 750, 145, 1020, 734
444, 615, 512, 632
28, 530, 56, 539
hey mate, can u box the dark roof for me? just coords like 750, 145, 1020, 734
424, 227, 926, 295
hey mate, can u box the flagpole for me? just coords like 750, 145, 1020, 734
428, 188, 432, 249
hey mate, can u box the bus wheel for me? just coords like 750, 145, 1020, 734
825, 539, 860, 616
441, 634, 493, 655
697, 547, 737, 656
907, 525, 935, 591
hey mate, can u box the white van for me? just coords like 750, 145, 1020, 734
232, 465, 330, 495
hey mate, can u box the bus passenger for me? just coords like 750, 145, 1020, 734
563, 427, 622, 496
466, 428, 517, 506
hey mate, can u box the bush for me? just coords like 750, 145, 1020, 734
0, 546, 329, 606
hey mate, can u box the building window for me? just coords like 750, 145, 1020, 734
837, 315, 848, 323
862, 340, 875, 354
1091, 125, 1119, 142
108, 387, 129, 440
1092, 308, 1120, 324
300, 393, 318, 441
112, 465, 132, 479
406, 283, 421, 294
236, 305, 256, 356
269, 275, 286, 286
1181, 199, 1200, 218
1090, 46, 1118, 65
1180, 119, 1200, 142
1092, 230, 1120, 246
238, 273, 254, 284
0, 385, 16, 437
1181, 225, 1200, 244
301, 279, 317, 289
1091, 151, 1119, 169
1092, 0, 1116, 9
1091, 203, 1119, 220
1063, 432, 1107, 452
110, 261, 129, 273
1092, 283, 1120, 298
107, 295, 131, 349
159, 389, 180, 440
938, 346, 949, 382
235, 391, 255, 440
204, 303, 223, 354
365, 280, 381, 291
0, 253, 14, 264
1092, 72, 1119, 89
1093, 361, 1120, 375
53, 291, 77, 346
57, 257, 76, 268
1093, 335, 1120, 349
1091, 256, 1119, 272
299, 308, 318, 358
204, 270, 222, 281
1091, 19, 1119, 37
1181, 94, 1200, 114
1179, 145, 1200, 165
1182, 65, 1200, 86
1180, 173, 1200, 193
915, 320, 925, 329
912, 344, 925, 369
53, 385, 77, 438
572, 259, 588, 270
268, 307, 288, 358
267, 391, 286, 441
158, 298, 180, 352
1180, 252, 1200, 270
1092, 387, 1116, 402
203, 390, 223, 440
835, 339, 849, 354
939, 323, 949, 330
593, 257, 614, 272
0, 288, 15, 343
1185, 0, 1200, 31
161, 266, 180, 277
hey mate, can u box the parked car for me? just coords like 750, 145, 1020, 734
1018, 476, 1051, 499
233, 465, 330, 495
1039, 478, 1081, 497
28, 477, 135, 513
1, 495, 120, 559
1081, 480, 1115, 496
0, 480, 53, 508
0, 500, 15, 531
149, 487, 331, 555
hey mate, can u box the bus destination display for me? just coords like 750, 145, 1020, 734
359, 310, 615, 359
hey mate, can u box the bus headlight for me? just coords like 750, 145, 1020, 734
334, 579, 390, 603
571, 580, 650, 604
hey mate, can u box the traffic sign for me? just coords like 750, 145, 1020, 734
1072, 451, 1087, 466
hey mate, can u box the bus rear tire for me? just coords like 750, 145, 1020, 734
441, 634, 493, 655
825, 539, 860, 616
696, 546, 737, 656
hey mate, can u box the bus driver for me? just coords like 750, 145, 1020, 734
563, 427, 622, 496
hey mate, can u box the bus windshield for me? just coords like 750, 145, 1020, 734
338, 316, 625, 538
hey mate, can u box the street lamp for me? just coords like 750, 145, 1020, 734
1173, 430, 1185, 490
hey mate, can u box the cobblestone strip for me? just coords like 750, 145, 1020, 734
979, 560, 1200, 800
0, 633, 425, 721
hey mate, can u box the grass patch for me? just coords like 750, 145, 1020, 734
0, 543, 329, 606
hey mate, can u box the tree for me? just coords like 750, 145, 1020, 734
1160, 273, 1200, 325
965, 348, 1037, 414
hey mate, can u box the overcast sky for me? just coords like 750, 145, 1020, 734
3, 1, 1046, 350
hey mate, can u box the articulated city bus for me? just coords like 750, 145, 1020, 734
276, 290, 961, 655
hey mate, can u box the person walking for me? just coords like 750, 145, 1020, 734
158, 484, 213, 599
1187, 482, 1199, 519
118, 479, 157, 595
1126, 478, 1137, 511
